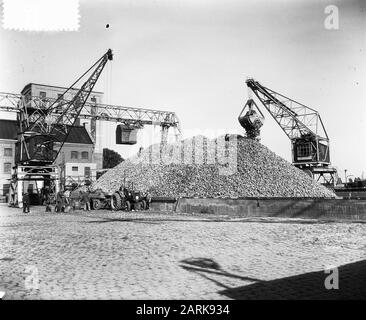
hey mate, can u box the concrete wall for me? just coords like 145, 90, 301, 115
150, 201, 177, 212
151, 197, 366, 221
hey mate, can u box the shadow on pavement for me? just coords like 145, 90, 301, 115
219, 259, 366, 299
180, 257, 263, 290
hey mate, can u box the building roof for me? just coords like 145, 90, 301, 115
53, 125, 93, 145
0, 120, 18, 140
0, 120, 93, 144
21, 83, 103, 95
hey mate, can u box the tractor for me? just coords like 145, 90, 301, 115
110, 182, 150, 211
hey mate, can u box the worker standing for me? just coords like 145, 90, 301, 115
81, 191, 91, 211
64, 188, 71, 206
146, 191, 152, 210
23, 192, 30, 214
43, 186, 50, 205
55, 190, 65, 213
45, 197, 52, 212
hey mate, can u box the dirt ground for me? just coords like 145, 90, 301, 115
1, 204, 366, 299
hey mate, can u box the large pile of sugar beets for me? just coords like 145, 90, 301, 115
91, 135, 335, 198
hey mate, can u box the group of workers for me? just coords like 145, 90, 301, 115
55, 189, 91, 212
22, 188, 92, 214
22, 187, 152, 213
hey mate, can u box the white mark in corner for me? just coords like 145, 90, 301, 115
0, 291, 5, 299
324, 266, 339, 290
2, 0, 80, 31
324, 5, 339, 30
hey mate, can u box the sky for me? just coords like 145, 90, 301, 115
0, 0, 365, 179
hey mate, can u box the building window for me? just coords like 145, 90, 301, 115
56, 94, 63, 113
2, 184, 10, 196
72, 166, 78, 172
4, 148, 12, 156
71, 151, 78, 159
39, 91, 46, 98
91, 97, 97, 103
4, 162, 11, 173
81, 151, 89, 159
84, 167, 91, 178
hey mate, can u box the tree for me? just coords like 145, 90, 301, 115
103, 148, 124, 169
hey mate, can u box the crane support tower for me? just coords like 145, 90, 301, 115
240, 78, 337, 186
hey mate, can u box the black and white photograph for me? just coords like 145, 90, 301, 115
0, 0, 365, 306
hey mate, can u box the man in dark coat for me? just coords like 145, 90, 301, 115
81, 191, 91, 211
55, 190, 65, 213
23, 192, 30, 213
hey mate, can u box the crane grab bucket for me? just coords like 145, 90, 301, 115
238, 98, 265, 140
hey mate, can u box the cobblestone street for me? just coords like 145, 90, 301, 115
1, 204, 366, 300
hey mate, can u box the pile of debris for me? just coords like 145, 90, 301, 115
91, 135, 336, 198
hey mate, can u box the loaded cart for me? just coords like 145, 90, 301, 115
89, 189, 112, 210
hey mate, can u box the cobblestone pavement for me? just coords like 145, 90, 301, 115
1, 204, 366, 299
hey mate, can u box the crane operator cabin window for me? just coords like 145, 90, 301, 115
297, 143, 311, 158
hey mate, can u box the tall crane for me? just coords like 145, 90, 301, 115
7, 49, 113, 207
239, 78, 337, 185
17, 49, 113, 165
0, 50, 182, 206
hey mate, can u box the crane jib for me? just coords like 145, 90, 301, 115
242, 78, 333, 175
16, 49, 114, 165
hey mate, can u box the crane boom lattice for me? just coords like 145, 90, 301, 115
243, 78, 337, 186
